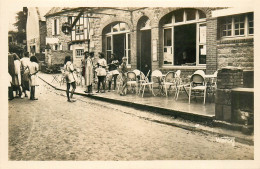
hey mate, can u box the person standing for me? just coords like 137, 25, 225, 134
108, 54, 119, 92
13, 53, 23, 98
64, 55, 76, 102
28, 56, 39, 100
95, 52, 107, 93
8, 53, 15, 100
20, 52, 31, 98
83, 51, 94, 93
119, 57, 128, 96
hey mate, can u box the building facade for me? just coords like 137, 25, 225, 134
44, 7, 254, 76
26, 7, 47, 56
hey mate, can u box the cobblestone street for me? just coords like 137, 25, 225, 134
8, 80, 253, 160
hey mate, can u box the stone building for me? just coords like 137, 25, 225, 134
44, 7, 254, 75
26, 7, 48, 56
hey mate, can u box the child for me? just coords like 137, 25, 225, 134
64, 55, 76, 102
28, 56, 39, 100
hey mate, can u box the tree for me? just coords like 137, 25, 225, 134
14, 11, 27, 32
13, 9, 27, 44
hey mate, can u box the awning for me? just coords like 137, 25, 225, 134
46, 38, 59, 44
212, 7, 254, 18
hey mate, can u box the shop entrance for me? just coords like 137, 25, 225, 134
174, 23, 196, 65
113, 34, 125, 62
139, 29, 151, 76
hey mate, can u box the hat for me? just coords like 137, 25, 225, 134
122, 57, 127, 60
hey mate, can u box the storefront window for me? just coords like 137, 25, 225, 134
186, 9, 196, 21
104, 22, 131, 65
162, 9, 207, 66
174, 10, 184, 23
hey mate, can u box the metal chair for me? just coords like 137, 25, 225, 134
188, 74, 207, 105
150, 70, 163, 96
161, 71, 176, 97
126, 71, 138, 94
139, 70, 155, 97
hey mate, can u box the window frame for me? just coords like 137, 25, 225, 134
105, 22, 131, 66
75, 49, 84, 58
220, 13, 254, 39
162, 9, 207, 67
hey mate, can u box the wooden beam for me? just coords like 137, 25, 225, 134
71, 8, 85, 28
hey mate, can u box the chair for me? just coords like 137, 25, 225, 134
75, 68, 83, 86
150, 70, 163, 95
133, 69, 141, 76
116, 73, 124, 93
188, 74, 207, 105
60, 67, 66, 86
139, 70, 155, 97
161, 71, 176, 97
126, 71, 138, 94
194, 70, 205, 77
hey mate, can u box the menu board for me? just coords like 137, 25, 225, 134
200, 26, 206, 44
152, 40, 157, 61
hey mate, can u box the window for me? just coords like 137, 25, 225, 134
221, 17, 232, 36
52, 18, 60, 35
71, 14, 92, 41
234, 15, 245, 36
220, 13, 253, 38
248, 13, 254, 35
105, 22, 131, 65
76, 49, 84, 57
162, 9, 207, 66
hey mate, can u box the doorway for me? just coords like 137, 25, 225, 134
113, 34, 125, 62
139, 29, 151, 76
174, 23, 196, 65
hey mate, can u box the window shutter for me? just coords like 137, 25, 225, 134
60, 44, 63, 50
57, 18, 60, 35
57, 19, 60, 35
52, 19, 55, 35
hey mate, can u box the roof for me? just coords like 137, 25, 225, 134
45, 7, 72, 17
31, 7, 52, 21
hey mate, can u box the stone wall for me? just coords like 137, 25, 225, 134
217, 39, 254, 70
45, 50, 73, 67
215, 67, 243, 122
46, 15, 71, 50
39, 21, 46, 53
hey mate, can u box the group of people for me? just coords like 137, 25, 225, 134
80, 52, 128, 95
8, 52, 39, 101
64, 51, 128, 102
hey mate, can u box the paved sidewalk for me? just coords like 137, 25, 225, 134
38, 72, 254, 145
38, 72, 215, 120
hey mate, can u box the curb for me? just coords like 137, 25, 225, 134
39, 76, 254, 146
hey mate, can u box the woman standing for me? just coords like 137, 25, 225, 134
28, 56, 39, 100
84, 51, 94, 93
95, 52, 107, 93
20, 52, 31, 98
107, 53, 119, 91
13, 53, 23, 98
64, 55, 76, 102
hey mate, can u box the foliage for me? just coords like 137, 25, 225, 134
14, 11, 27, 32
